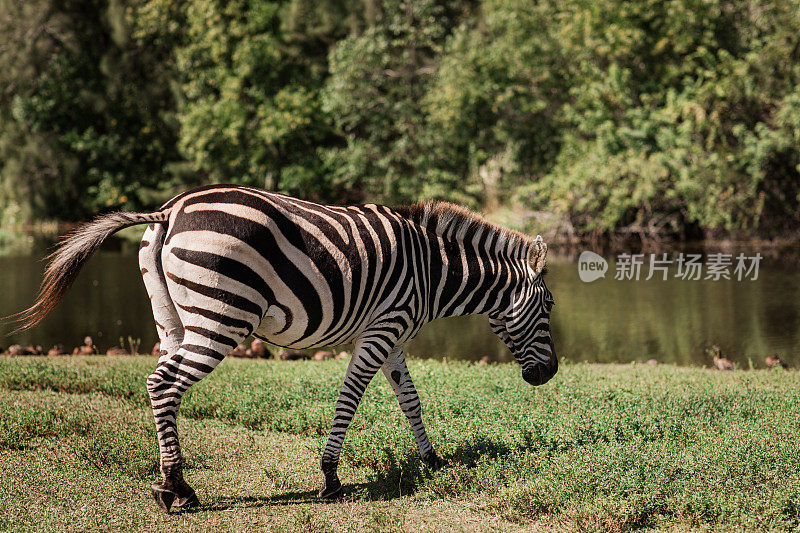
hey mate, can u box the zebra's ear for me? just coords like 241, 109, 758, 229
529, 235, 547, 275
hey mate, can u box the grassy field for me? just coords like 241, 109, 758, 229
0, 356, 799, 532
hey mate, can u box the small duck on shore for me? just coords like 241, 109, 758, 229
5, 345, 26, 356
106, 346, 129, 356
766, 354, 789, 369
277, 349, 310, 361
707, 345, 734, 371
313, 350, 333, 361
73, 336, 97, 355
4, 344, 43, 356
229, 344, 248, 357
248, 339, 268, 358
48, 344, 67, 356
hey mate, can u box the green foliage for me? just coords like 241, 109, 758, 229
425, 0, 568, 206
0, 403, 90, 450
523, 0, 800, 237
1, 0, 799, 238
164, 0, 346, 198
322, 0, 472, 204
0, 0, 182, 222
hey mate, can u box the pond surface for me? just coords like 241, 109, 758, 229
1, 237, 798, 367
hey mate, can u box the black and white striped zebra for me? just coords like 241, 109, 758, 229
11, 184, 557, 512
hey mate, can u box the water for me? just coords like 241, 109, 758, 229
1, 237, 798, 367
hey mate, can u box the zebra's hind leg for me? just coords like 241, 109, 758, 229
146, 331, 236, 512
139, 223, 184, 358
318, 336, 390, 499
381, 348, 446, 469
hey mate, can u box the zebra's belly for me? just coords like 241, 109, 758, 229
252, 317, 363, 349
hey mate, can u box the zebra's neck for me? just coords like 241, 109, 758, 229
392, 201, 532, 323
429, 226, 529, 321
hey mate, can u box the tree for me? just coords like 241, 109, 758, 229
322, 0, 474, 205
0, 0, 181, 222
149, 0, 357, 201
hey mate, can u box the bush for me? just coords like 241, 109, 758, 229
2, 0, 799, 239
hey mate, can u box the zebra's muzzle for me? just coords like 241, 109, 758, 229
522, 363, 556, 386
522, 342, 557, 386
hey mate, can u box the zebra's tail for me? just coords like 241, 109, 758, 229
6, 210, 170, 334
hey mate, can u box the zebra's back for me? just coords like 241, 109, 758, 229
155, 185, 424, 349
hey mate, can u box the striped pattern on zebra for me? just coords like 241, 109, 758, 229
10, 184, 557, 512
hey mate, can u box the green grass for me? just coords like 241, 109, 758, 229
1, 356, 799, 531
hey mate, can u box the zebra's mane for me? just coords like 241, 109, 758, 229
393, 201, 538, 254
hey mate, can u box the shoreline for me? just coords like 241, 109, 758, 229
1, 353, 794, 372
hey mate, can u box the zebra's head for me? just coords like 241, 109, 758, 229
489, 236, 557, 386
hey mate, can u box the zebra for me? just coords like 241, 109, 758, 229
10, 184, 557, 512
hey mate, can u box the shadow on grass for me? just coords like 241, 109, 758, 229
179, 484, 376, 513
450, 435, 513, 467
179, 435, 516, 513
356, 435, 515, 500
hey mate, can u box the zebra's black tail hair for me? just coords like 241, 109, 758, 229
5, 210, 170, 334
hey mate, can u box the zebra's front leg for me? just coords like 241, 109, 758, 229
318, 338, 388, 499
381, 348, 446, 469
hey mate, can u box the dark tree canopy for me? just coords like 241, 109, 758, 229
1, 0, 799, 239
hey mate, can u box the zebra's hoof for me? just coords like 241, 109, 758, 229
151, 481, 199, 513
318, 477, 343, 500
422, 452, 448, 470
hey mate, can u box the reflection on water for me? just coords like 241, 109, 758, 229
0, 237, 798, 367
0, 238, 157, 355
